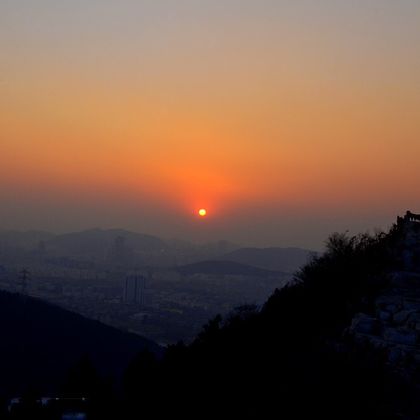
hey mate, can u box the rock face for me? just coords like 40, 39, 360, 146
349, 212, 420, 379
396, 211, 420, 271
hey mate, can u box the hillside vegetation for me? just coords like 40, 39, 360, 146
121, 227, 414, 419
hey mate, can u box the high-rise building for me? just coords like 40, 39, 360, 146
123, 274, 146, 306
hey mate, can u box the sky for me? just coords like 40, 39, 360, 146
1, 0, 419, 249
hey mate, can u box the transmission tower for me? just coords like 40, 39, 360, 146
19, 268, 30, 294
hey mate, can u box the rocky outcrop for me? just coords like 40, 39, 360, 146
350, 273, 420, 379
396, 211, 420, 271
349, 212, 420, 382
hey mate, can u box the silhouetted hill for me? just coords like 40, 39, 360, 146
121, 216, 420, 419
219, 246, 315, 273
0, 230, 55, 249
47, 228, 167, 257
0, 290, 161, 398
177, 260, 284, 277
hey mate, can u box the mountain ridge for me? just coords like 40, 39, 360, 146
219, 246, 316, 273
177, 260, 287, 277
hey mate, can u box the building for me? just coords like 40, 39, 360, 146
123, 274, 146, 305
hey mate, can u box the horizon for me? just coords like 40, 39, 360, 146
0, 213, 402, 251
0, 224, 321, 251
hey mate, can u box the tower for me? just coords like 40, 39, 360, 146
123, 274, 146, 306
19, 269, 30, 295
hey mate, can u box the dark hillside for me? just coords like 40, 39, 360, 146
0, 290, 161, 398
123, 219, 420, 419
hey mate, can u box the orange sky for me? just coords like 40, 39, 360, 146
1, 1, 419, 248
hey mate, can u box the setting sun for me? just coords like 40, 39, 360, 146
198, 209, 207, 217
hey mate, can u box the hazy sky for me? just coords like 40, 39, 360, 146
1, 0, 419, 249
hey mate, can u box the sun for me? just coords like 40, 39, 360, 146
198, 208, 207, 217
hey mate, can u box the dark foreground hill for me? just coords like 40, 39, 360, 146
177, 260, 284, 277
120, 213, 420, 419
0, 290, 161, 399
219, 246, 315, 273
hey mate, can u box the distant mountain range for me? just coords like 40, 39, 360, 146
0, 229, 315, 273
219, 247, 316, 274
0, 230, 55, 248
0, 228, 167, 259
0, 290, 161, 398
47, 228, 167, 256
177, 260, 286, 278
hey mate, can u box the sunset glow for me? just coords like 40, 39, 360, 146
198, 209, 207, 217
1, 1, 420, 248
